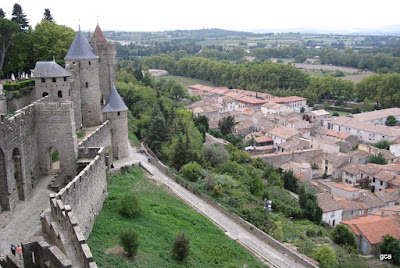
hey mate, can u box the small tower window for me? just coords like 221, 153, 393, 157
117, 112, 120, 116
52, 78, 56, 83
89, 61, 91, 66
64, 77, 67, 82
85, 82, 89, 88
99, 58, 101, 63
73, 62, 76, 65
58, 91, 63, 98
41, 78, 45, 83
42, 92, 49, 97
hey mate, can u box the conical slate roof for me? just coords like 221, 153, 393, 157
65, 29, 98, 60
91, 25, 107, 42
33, 61, 71, 78
102, 83, 128, 113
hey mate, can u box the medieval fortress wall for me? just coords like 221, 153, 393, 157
0, 25, 128, 267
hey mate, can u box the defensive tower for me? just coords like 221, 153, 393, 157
65, 28, 103, 127
89, 24, 116, 104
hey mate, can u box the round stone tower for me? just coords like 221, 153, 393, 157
64, 28, 103, 127
102, 83, 129, 159
89, 24, 116, 104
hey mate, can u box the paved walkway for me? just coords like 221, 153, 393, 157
113, 146, 310, 268
0, 174, 54, 260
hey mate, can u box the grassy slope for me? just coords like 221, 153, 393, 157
88, 167, 266, 268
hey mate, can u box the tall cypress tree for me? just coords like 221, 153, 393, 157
43, 8, 54, 22
11, 3, 29, 31
0, 8, 5, 18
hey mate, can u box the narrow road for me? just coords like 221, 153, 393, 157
114, 146, 312, 268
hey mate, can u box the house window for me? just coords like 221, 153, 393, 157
85, 82, 88, 88
373, 178, 375, 183
380, 181, 383, 186
41, 78, 45, 83
88, 61, 91, 66
64, 77, 67, 82
330, 212, 335, 217
52, 78, 56, 83
58, 91, 62, 98
349, 210, 354, 215
359, 210, 364, 215
117, 112, 120, 116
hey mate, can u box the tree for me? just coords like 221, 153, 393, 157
0, 8, 5, 18
193, 115, 209, 139
374, 140, 393, 150
172, 233, 190, 261
312, 245, 338, 267
385, 115, 398, 126
11, 4, 29, 31
0, 18, 20, 72
120, 228, 139, 258
380, 235, 400, 265
358, 177, 371, 190
203, 144, 229, 167
330, 224, 357, 250
43, 8, 54, 22
368, 152, 388, 165
218, 115, 238, 136
252, 157, 264, 170
147, 116, 167, 153
281, 170, 298, 193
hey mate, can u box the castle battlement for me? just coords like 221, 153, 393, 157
78, 121, 110, 148
34, 101, 73, 112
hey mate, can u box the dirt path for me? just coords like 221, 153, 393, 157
0, 175, 54, 260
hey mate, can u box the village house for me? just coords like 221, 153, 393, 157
341, 163, 361, 186
323, 115, 400, 144
285, 118, 309, 130
305, 109, 330, 126
276, 110, 302, 126
350, 107, 400, 125
321, 152, 349, 178
268, 96, 307, 111
254, 136, 273, 147
331, 183, 360, 199
268, 126, 300, 149
317, 193, 343, 227
373, 191, 399, 208
310, 136, 342, 154
261, 101, 289, 116
341, 216, 400, 254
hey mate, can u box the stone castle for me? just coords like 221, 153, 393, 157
0, 25, 129, 267
0, 25, 128, 213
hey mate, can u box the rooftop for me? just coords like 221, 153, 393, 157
90, 25, 107, 42
102, 83, 128, 113
374, 170, 397, 183
310, 109, 330, 116
341, 163, 361, 175
323, 152, 348, 163
332, 183, 359, 192
65, 29, 98, 60
325, 129, 351, 140
254, 136, 273, 143
317, 193, 343, 212
269, 126, 300, 139
33, 61, 71, 78
342, 216, 400, 245
269, 96, 307, 104
351, 108, 400, 122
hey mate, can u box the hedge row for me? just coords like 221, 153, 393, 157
3, 79, 35, 91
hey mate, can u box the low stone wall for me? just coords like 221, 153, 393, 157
143, 143, 318, 268
251, 149, 323, 167
78, 121, 112, 157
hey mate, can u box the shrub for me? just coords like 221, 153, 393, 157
203, 144, 229, 167
119, 192, 142, 218
180, 161, 203, 182
172, 233, 190, 261
120, 228, 139, 257
374, 140, 393, 150
332, 112, 339, 116
213, 184, 223, 197
312, 245, 338, 267
306, 229, 317, 237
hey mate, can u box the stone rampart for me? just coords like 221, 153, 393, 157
21, 240, 73, 268
78, 120, 112, 156
143, 143, 318, 268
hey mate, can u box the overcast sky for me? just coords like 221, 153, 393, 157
2, 0, 400, 33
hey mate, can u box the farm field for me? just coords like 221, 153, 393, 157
88, 167, 265, 268
154, 75, 215, 88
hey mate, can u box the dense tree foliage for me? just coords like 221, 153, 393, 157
11, 3, 29, 31
368, 153, 388, 165
0, 18, 20, 73
380, 235, 400, 265
218, 115, 238, 136
43, 9, 54, 22
312, 245, 338, 267
385, 115, 398, 126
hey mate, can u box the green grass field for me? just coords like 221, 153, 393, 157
154, 75, 215, 88
88, 167, 266, 268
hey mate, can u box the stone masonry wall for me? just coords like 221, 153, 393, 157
65, 62, 82, 129
103, 111, 129, 159
78, 120, 112, 157
252, 149, 323, 167
6, 88, 36, 112
57, 147, 107, 236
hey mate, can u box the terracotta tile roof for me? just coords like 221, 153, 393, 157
374, 170, 397, 183
351, 108, 400, 122
341, 216, 400, 245
91, 25, 107, 42
325, 129, 351, 140
262, 101, 283, 109
359, 163, 383, 176
376, 149, 397, 160
269, 126, 300, 139
335, 198, 363, 211
390, 177, 400, 188
310, 109, 330, 116
349, 150, 370, 159
341, 163, 361, 175
277, 139, 301, 149
269, 96, 307, 104
317, 193, 343, 212
323, 152, 348, 163
332, 183, 360, 192
211, 88, 231, 95
359, 190, 386, 209
375, 191, 398, 203
254, 136, 273, 143
225, 92, 243, 99
287, 118, 301, 124
279, 110, 296, 117
381, 163, 400, 173
237, 96, 268, 105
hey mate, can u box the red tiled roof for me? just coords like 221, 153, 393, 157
374, 170, 397, 183
342, 216, 400, 245
317, 193, 343, 212
332, 183, 359, 192
91, 25, 107, 42
254, 136, 273, 143
269, 96, 307, 104
269, 126, 300, 139
326, 129, 351, 140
